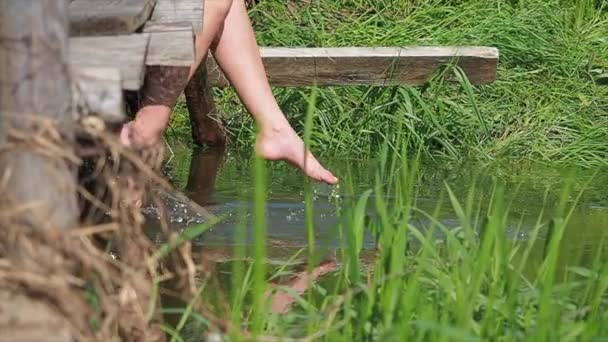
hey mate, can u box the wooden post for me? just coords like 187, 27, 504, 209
184, 63, 226, 146
0, 2, 78, 340
0, 0, 78, 229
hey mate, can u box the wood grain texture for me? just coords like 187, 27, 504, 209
69, 0, 157, 36
185, 63, 225, 146
207, 46, 499, 87
72, 67, 125, 122
143, 21, 193, 33
148, 0, 204, 32
0, 0, 79, 230
144, 27, 195, 66
69, 34, 150, 90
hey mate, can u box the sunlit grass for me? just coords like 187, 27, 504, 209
168, 0, 608, 167
167, 150, 606, 341
162, 111, 608, 342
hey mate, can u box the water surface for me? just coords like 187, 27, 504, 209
147, 147, 608, 270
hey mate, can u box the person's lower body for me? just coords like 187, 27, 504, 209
121, 0, 337, 184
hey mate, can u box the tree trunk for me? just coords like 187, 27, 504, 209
0, 0, 78, 230
0, 1, 79, 340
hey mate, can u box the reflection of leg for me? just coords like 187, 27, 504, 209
186, 147, 226, 206
268, 258, 337, 314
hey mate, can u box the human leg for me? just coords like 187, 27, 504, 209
124, 0, 337, 184
122, 0, 235, 147
210, 0, 338, 184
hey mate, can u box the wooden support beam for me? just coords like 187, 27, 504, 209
207, 46, 499, 87
0, 0, 79, 231
185, 64, 226, 146
69, 0, 157, 36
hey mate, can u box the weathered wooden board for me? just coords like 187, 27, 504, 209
69, 0, 157, 36
143, 23, 195, 66
72, 67, 125, 122
207, 46, 499, 87
148, 0, 203, 32
143, 21, 193, 33
69, 34, 150, 90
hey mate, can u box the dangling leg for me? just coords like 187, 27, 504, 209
123, 0, 337, 184
210, 0, 337, 184
122, 0, 236, 147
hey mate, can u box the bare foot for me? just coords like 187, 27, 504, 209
255, 125, 338, 185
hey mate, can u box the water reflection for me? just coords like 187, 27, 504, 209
186, 146, 225, 207
153, 147, 350, 251
149, 147, 608, 271
154, 148, 608, 338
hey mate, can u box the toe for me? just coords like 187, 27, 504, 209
306, 159, 338, 185
306, 160, 328, 183
322, 170, 339, 185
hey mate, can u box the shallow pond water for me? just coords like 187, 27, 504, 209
145, 147, 608, 270
150, 147, 608, 337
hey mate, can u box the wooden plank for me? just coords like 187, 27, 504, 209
72, 67, 125, 122
207, 46, 499, 87
69, 34, 150, 90
143, 24, 195, 67
148, 0, 203, 32
69, 0, 156, 36
143, 21, 193, 33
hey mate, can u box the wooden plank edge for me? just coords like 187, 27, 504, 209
207, 46, 499, 87
143, 22, 195, 67
143, 21, 193, 33
69, 0, 158, 36
143, 30, 195, 67
148, 0, 204, 33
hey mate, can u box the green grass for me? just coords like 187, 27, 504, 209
163, 141, 608, 341
161, 91, 608, 341
168, 0, 608, 166
158, 0, 608, 340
